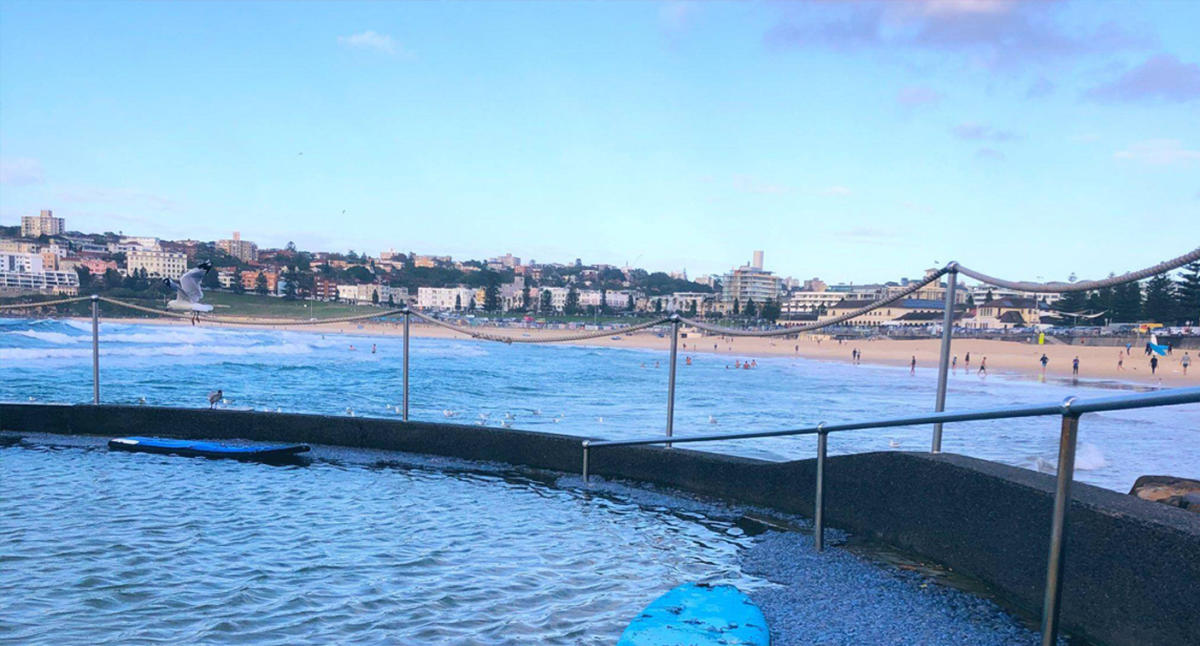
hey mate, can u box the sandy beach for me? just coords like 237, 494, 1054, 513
85, 315, 1197, 388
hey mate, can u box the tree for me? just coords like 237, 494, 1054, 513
599, 288, 608, 314
1141, 274, 1175, 323
468, 296, 477, 312
732, 299, 740, 315
565, 286, 579, 315
74, 266, 93, 292
283, 265, 298, 300
484, 283, 500, 311
540, 289, 552, 312
520, 285, 531, 312
1174, 261, 1200, 325
760, 298, 780, 322
455, 293, 462, 311
255, 272, 269, 295
1111, 280, 1142, 322
202, 267, 220, 289
1056, 289, 1088, 315
371, 289, 379, 305
103, 268, 123, 290
232, 271, 245, 294
388, 293, 395, 307
965, 293, 976, 308
984, 289, 993, 303
626, 293, 634, 311
745, 298, 758, 318
654, 299, 663, 314
688, 300, 698, 316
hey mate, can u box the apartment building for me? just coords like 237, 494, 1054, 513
20, 210, 65, 238
417, 286, 477, 310
217, 231, 259, 262
126, 249, 187, 278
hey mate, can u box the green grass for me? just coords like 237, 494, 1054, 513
202, 292, 381, 319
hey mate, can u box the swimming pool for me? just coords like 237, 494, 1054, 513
0, 435, 1045, 645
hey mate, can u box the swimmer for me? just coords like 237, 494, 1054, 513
349, 345, 356, 351
750, 360, 757, 368
372, 343, 377, 354
685, 356, 692, 366
743, 362, 751, 370
735, 360, 742, 369
910, 355, 916, 375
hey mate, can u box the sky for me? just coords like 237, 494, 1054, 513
1, 0, 1198, 283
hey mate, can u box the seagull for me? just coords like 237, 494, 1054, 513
138, 396, 147, 405
208, 389, 222, 409
708, 415, 717, 425
443, 409, 457, 418
501, 420, 512, 428
532, 409, 541, 416
504, 412, 515, 420
164, 261, 214, 324
888, 439, 901, 448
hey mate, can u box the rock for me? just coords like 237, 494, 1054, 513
1129, 475, 1200, 513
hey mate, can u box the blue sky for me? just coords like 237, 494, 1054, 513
1, 0, 1197, 283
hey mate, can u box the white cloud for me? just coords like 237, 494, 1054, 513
338, 30, 398, 55
822, 185, 852, 196
1113, 139, 1200, 165
0, 157, 45, 186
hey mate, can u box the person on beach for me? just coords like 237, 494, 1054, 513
910, 356, 916, 375
1125, 342, 1132, 355
1150, 356, 1158, 374
978, 357, 987, 376
1182, 353, 1191, 375
1118, 354, 1124, 371
1040, 354, 1049, 375
952, 355, 958, 373
965, 353, 971, 370
1072, 356, 1079, 376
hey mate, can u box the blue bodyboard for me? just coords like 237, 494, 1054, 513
618, 582, 769, 645
108, 437, 309, 462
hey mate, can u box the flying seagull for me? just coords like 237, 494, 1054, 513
164, 261, 214, 324
208, 389, 222, 409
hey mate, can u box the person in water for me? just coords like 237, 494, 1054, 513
978, 357, 988, 375
910, 355, 916, 375
965, 352, 971, 370
951, 355, 957, 372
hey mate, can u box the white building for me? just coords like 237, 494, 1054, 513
721, 252, 781, 308
20, 210, 65, 238
126, 249, 188, 278
0, 252, 44, 274
782, 291, 844, 316
337, 283, 408, 305
417, 286, 477, 310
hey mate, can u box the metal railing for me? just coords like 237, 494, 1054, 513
580, 385, 1200, 646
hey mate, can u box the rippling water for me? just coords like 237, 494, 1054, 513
0, 440, 770, 645
3, 317, 1198, 491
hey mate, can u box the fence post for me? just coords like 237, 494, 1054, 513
403, 308, 410, 422
1041, 399, 1080, 646
91, 295, 100, 404
932, 264, 958, 452
666, 314, 680, 447
814, 424, 827, 552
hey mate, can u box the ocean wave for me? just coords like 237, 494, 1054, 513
1075, 443, 1108, 471
7, 330, 85, 344
0, 342, 318, 361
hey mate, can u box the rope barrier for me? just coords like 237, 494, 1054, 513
408, 309, 672, 344
0, 295, 90, 310
955, 246, 1200, 293
677, 267, 949, 337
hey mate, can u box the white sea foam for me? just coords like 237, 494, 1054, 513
1074, 443, 1108, 470
0, 341, 317, 361
9, 330, 84, 344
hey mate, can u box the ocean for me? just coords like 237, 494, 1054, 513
3, 316, 1197, 492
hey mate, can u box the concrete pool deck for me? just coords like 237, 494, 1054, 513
2, 402, 1198, 645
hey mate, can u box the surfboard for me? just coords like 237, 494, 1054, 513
108, 437, 309, 462
617, 582, 769, 646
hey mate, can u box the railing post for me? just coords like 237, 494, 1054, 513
814, 424, 827, 552
932, 264, 958, 452
666, 314, 680, 447
582, 440, 590, 484
1041, 399, 1080, 646
91, 294, 100, 404
402, 308, 411, 421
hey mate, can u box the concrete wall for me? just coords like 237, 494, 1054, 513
2, 403, 1197, 646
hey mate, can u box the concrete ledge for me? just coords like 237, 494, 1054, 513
2, 403, 1197, 646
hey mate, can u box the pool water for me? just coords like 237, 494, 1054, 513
0, 437, 1047, 645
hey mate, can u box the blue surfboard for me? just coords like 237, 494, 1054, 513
108, 437, 309, 462
618, 582, 769, 645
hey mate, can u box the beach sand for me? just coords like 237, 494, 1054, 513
89, 315, 1196, 388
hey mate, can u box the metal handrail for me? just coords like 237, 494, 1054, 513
579, 385, 1200, 646
585, 386, 1200, 449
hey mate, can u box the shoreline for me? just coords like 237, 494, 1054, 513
44, 314, 1196, 389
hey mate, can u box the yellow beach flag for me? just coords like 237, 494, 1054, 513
1038, 332, 1045, 345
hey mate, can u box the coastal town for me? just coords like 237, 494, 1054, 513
5, 209, 1198, 331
